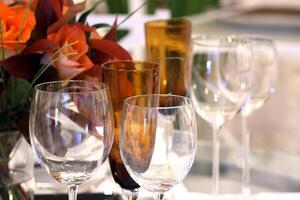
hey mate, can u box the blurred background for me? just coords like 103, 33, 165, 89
80, 0, 300, 195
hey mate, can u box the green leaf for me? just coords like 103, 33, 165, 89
1, 78, 32, 110
116, 29, 129, 41
147, 0, 158, 14
93, 23, 111, 29
0, 112, 13, 132
11, 185, 26, 200
167, 0, 219, 17
106, 0, 128, 14
0, 174, 9, 200
11, 78, 32, 108
0, 78, 30, 131
78, 0, 105, 24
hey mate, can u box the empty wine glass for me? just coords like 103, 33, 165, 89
120, 94, 197, 200
240, 37, 277, 198
188, 35, 253, 197
29, 80, 114, 200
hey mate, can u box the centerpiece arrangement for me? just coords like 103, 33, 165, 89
0, 0, 131, 199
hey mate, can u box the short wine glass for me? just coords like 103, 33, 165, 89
240, 37, 277, 198
120, 94, 197, 200
29, 80, 114, 200
189, 35, 253, 197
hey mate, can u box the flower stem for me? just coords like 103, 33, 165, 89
16, 0, 31, 54
0, 17, 5, 85
21, 51, 77, 102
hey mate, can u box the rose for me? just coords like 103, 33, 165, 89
47, 24, 93, 80
3, 0, 39, 9
2, 0, 15, 5
0, 2, 36, 52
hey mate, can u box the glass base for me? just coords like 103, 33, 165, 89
35, 193, 122, 200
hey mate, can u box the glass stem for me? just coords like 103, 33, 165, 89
122, 189, 139, 200
241, 115, 251, 197
154, 193, 164, 200
67, 184, 79, 200
212, 125, 221, 198
129, 190, 138, 200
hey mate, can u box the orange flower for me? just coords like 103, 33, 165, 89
47, 24, 93, 80
3, 0, 39, 9
0, 2, 36, 51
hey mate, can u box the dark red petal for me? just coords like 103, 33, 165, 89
104, 17, 118, 41
0, 82, 4, 96
23, 39, 59, 54
2, 54, 42, 79
76, 64, 102, 82
50, 0, 63, 18
47, 2, 86, 34
91, 51, 110, 65
35, 0, 60, 39
35, 66, 59, 84
15, 112, 30, 144
90, 39, 132, 61
74, 23, 96, 32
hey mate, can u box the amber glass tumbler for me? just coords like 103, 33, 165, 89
101, 60, 160, 199
145, 19, 191, 96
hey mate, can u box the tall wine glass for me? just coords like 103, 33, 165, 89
120, 94, 197, 200
101, 60, 160, 200
29, 80, 114, 200
189, 35, 253, 197
240, 37, 277, 198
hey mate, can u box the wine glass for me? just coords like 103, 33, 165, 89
101, 60, 160, 200
188, 35, 253, 197
120, 94, 197, 200
29, 80, 114, 200
239, 37, 277, 198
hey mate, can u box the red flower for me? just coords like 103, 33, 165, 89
47, 24, 93, 80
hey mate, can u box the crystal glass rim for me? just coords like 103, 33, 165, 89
192, 34, 275, 47
144, 18, 191, 29
34, 80, 108, 94
149, 56, 185, 61
235, 34, 274, 43
192, 34, 245, 48
124, 94, 193, 109
101, 60, 160, 72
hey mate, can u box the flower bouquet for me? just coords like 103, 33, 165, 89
0, 0, 131, 199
